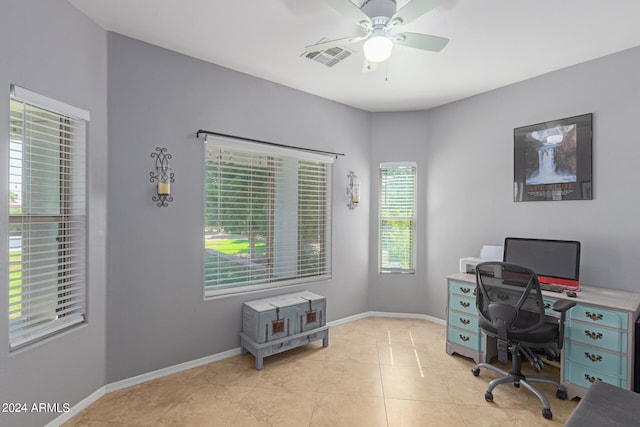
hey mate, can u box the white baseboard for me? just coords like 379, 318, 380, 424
105, 347, 242, 393
368, 311, 446, 326
48, 311, 444, 426
44, 387, 105, 427
326, 311, 445, 327
326, 311, 371, 327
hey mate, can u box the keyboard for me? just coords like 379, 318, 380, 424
540, 283, 565, 293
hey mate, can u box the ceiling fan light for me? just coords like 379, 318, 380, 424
363, 35, 393, 62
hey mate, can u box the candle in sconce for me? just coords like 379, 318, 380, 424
346, 171, 360, 209
158, 181, 170, 195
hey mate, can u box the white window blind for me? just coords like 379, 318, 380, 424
204, 137, 333, 297
8, 85, 88, 349
379, 162, 417, 273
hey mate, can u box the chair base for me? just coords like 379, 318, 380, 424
471, 342, 567, 420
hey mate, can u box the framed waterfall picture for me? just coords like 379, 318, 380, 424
513, 113, 592, 202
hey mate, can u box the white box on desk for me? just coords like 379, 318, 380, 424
459, 257, 482, 274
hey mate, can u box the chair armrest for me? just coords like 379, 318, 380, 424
551, 299, 576, 349
552, 299, 576, 313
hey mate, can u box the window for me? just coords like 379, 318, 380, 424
379, 162, 416, 273
8, 85, 88, 349
204, 136, 332, 297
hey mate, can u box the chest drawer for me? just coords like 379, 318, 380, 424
569, 304, 628, 330
566, 321, 628, 353
449, 280, 476, 297
449, 294, 476, 315
564, 340, 627, 378
447, 326, 483, 351
447, 309, 479, 332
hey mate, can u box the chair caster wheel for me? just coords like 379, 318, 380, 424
542, 408, 552, 419
556, 389, 567, 400
471, 368, 480, 376
484, 391, 493, 402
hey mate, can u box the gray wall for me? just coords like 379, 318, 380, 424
368, 111, 431, 314
3, 2, 640, 424
106, 34, 371, 383
368, 46, 640, 320
0, 1, 108, 426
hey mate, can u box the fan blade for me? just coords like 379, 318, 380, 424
362, 59, 378, 73
395, 32, 449, 52
321, 0, 370, 25
304, 36, 362, 53
392, 0, 445, 26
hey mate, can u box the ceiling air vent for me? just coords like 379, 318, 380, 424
303, 45, 353, 68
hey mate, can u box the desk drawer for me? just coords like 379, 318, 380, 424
447, 309, 479, 333
449, 294, 476, 315
564, 361, 627, 390
447, 326, 483, 351
449, 281, 476, 297
564, 341, 627, 378
566, 321, 627, 353
569, 304, 628, 329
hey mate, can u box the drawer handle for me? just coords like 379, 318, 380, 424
584, 352, 603, 363
584, 330, 603, 340
459, 301, 471, 308
460, 287, 471, 294
584, 374, 603, 384
459, 334, 470, 342
585, 311, 604, 321
459, 318, 470, 325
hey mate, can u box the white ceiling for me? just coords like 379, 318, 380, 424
67, 0, 640, 112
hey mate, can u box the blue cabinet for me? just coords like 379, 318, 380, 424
445, 279, 496, 364
563, 304, 630, 394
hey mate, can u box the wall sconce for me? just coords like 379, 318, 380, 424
149, 147, 174, 207
346, 171, 360, 210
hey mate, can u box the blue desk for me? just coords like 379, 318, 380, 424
446, 272, 640, 399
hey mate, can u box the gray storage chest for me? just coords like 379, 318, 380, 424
240, 291, 329, 369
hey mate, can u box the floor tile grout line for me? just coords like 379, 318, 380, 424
376, 331, 392, 427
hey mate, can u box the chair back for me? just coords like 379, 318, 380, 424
475, 262, 546, 337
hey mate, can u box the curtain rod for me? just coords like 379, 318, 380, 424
195, 129, 345, 158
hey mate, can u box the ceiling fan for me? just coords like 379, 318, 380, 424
305, 0, 449, 72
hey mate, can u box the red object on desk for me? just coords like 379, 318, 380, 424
538, 275, 580, 291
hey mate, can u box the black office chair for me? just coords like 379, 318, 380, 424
470, 262, 576, 420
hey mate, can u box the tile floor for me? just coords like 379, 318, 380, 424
63, 317, 578, 426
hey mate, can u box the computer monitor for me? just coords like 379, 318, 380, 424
503, 237, 581, 290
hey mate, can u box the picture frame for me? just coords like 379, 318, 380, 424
513, 113, 592, 202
